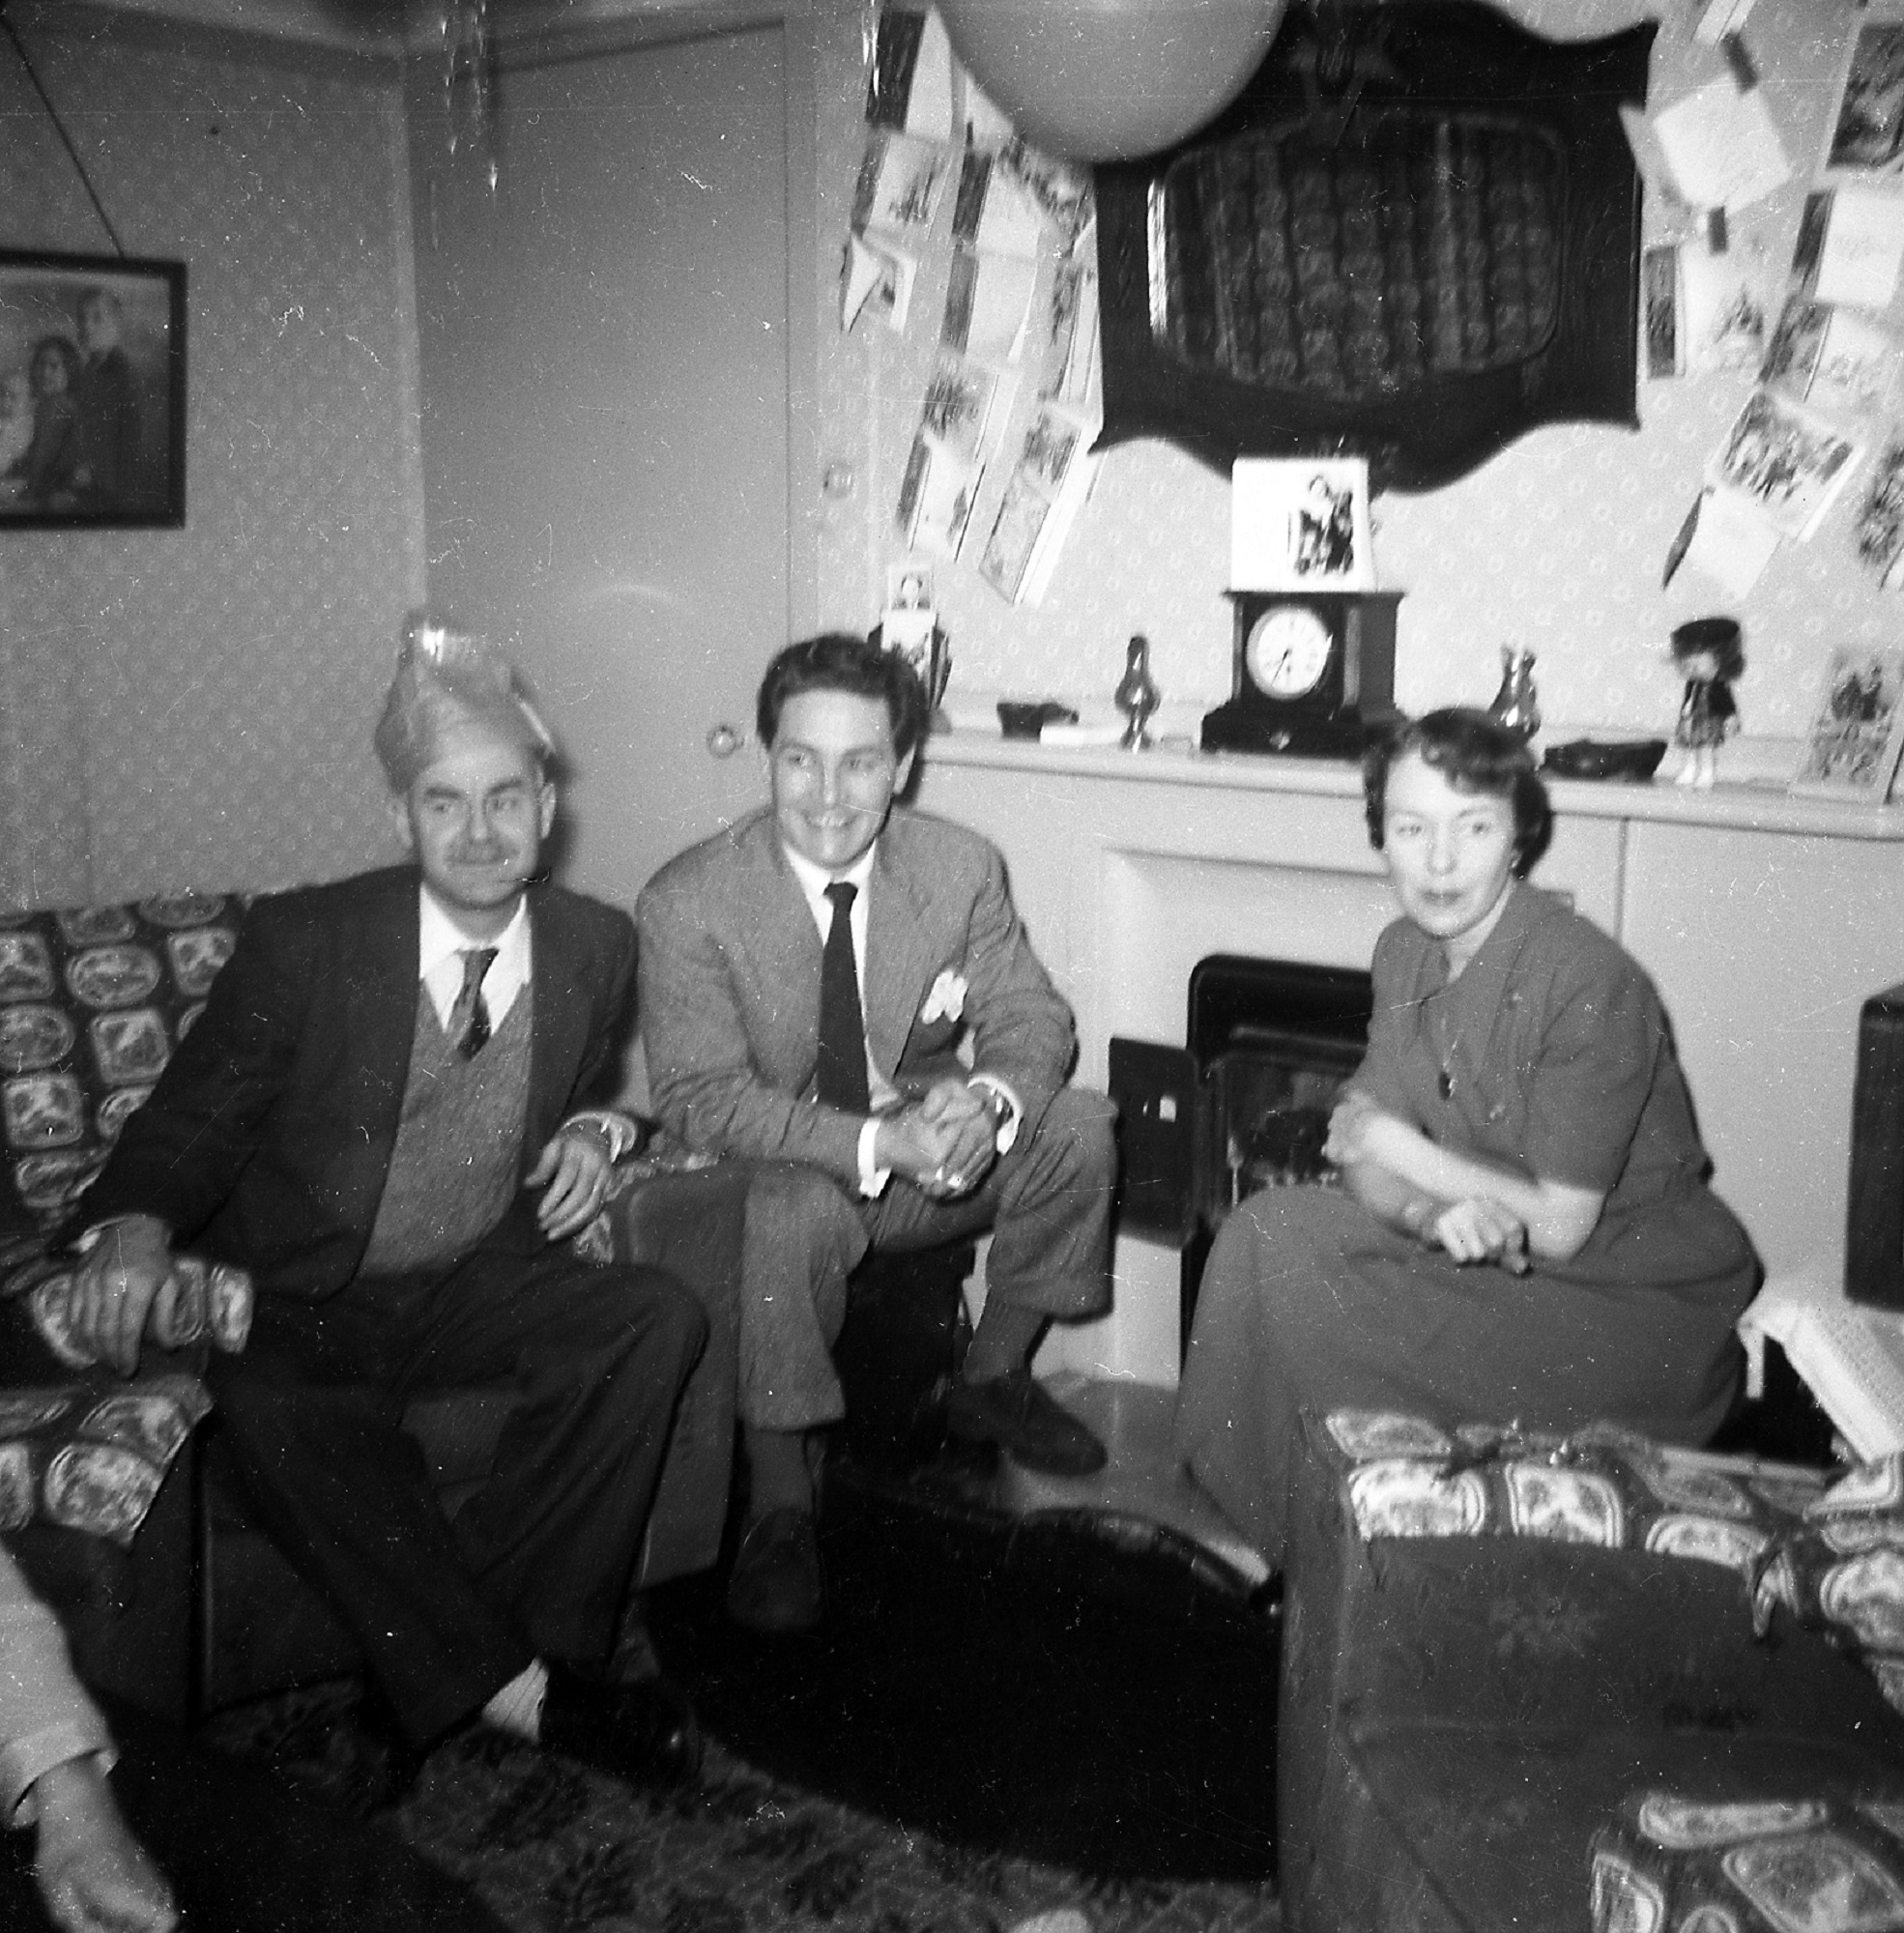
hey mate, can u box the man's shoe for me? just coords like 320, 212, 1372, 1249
537, 1661, 702, 1790
726, 1506, 822, 1632
945, 1369, 1108, 1476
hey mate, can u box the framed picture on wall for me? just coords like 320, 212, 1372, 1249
1790, 645, 1904, 803
0, 251, 186, 530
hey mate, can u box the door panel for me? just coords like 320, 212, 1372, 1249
411, 25, 787, 919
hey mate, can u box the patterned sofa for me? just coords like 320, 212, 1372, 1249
0, 891, 747, 1720
1280, 1407, 1904, 1933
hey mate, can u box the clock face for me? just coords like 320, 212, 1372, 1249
1245, 605, 1335, 699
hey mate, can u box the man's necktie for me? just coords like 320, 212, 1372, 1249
452, 946, 499, 1059
816, 882, 871, 1114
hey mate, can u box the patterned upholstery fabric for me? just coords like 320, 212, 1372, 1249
0, 1370, 209, 1548
1315, 1412, 1904, 1933
0, 895, 244, 1548
1325, 1407, 1828, 1577
0, 894, 242, 1235
1591, 1792, 1904, 1933
1754, 1455, 1904, 1719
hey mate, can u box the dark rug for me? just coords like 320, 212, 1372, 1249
202, 1680, 1281, 1933
645, 1457, 1281, 1884
195, 1449, 1281, 1931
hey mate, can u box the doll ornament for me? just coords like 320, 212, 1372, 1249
1671, 617, 1745, 789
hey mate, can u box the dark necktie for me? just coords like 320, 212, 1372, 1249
816, 882, 870, 1114
452, 946, 499, 1059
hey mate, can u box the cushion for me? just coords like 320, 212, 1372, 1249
0, 895, 243, 1235
1322, 1407, 1827, 1578
0, 1371, 208, 1546
1754, 1454, 1904, 1720
1592, 1791, 1904, 1933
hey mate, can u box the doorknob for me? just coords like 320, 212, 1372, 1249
707, 723, 749, 758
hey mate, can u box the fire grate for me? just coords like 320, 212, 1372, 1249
1111, 954, 1371, 1352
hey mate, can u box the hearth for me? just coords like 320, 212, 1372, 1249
1110, 954, 1372, 1349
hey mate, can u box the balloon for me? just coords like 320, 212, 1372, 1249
937, 0, 1286, 163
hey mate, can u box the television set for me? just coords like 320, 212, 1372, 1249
1847, 981, 1904, 1312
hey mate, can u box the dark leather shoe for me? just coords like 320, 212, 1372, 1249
945, 1370, 1108, 1476
537, 1660, 702, 1790
726, 1506, 823, 1632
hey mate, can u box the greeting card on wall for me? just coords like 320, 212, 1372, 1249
1822, 18, 1904, 183
1705, 389, 1862, 542
896, 434, 981, 561
842, 231, 918, 333
977, 404, 1097, 606
1856, 440, 1904, 591
1680, 241, 1773, 375
1229, 458, 1374, 591
853, 130, 953, 241
864, 6, 955, 141
1790, 645, 1904, 802
1761, 296, 1900, 422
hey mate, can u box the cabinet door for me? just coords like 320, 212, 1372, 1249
411, 23, 792, 916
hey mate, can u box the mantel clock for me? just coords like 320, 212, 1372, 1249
1201, 590, 1402, 759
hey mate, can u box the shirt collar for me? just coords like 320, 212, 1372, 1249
782, 839, 878, 920
418, 886, 530, 984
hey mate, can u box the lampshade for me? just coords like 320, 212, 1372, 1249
937, 0, 1287, 163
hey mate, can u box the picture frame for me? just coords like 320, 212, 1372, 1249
1229, 456, 1374, 593
1790, 645, 1904, 803
0, 250, 185, 530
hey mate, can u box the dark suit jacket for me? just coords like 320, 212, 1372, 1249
76, 865, 636, 1300
636, 805, 1076, 1191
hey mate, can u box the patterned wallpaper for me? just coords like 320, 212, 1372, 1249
0, 4, 423, 909
811, 0, 1892, 748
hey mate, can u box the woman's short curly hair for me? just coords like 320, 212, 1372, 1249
1361, 707, 1553, 875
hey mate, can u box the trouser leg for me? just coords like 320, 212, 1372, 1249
207, 1340, 531, 1746
733, 1163, 867, 1433
208, 1252, 704, 1744
406, 1249, 707, 1673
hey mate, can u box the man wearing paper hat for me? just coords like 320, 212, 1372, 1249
66, 612, 707, 1799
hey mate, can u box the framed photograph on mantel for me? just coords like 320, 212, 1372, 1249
1790, 645, 1904, 804
0, 251, 186, 530
1231, 457, 1375, 593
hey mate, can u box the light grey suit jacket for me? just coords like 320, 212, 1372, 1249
636, 805, 1076, 1190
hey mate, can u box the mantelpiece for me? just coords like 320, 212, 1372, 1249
913, 729, 1904, 1388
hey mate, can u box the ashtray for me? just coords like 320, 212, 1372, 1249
1542, 737, 1668, 783
998, 700, 1080, 739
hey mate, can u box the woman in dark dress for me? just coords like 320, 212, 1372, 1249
1172, 708, 1757, 1568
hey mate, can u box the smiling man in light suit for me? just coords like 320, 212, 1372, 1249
637, 631, 1116, 1632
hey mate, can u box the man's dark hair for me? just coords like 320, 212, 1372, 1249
756, 631, 929, 761
1362, 707, 1553, 875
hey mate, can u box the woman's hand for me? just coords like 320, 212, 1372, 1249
1423, 1196, 1529, 1274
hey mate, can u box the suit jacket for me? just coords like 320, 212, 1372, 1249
76, 865, 636, 1301
636, 805, 1075, 1189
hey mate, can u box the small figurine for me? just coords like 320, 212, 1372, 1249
1487, 647, 1541, 744
1671, 617, 1745, 790
1114, 633, 1161, 750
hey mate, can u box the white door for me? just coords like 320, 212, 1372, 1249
411, 22, 791, 919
